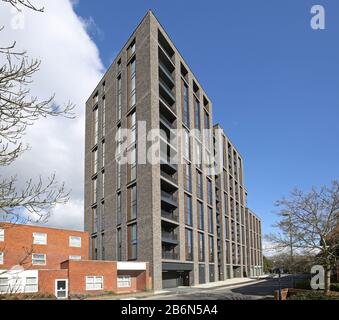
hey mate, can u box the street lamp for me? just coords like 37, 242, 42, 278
282, 212, 294, 288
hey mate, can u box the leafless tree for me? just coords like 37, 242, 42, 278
267, 180, 339, 294
0, 0, 74, 224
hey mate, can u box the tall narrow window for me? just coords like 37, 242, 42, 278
117, 193, 122, 225
182, 80, 189, 127
184, 162, 191, 192
93, 207, 98, 233
128, 111, 137, 182
198, 201, 204, 230
207, 179, 212, 205
128, 185, 137, 221
93, 149, 98, 175
93, 178, 97, 204
185, 194, 192, 226
102, 172, 105, 199
185, 229, 193, 261
94, 107, 99, 145
102, 97, 106, 137
209, 236, 214, 262
117, 75, 122, 121
117, 160, 121, 190
128, 224, 137, 260
208, 207, 214, 234
102, 142, 105, 168
198, 233, 205, 262
194, 97, 201, 133
197, 171, 203, 199
128, 58, 136, 109
117, 228, 122, 261
204, 111, 210, 149
183, 129, 191, 160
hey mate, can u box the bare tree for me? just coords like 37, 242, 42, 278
267, 180, 339, 294
0, 0, 74, 224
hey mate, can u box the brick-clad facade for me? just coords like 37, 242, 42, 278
0, 223, 89, 270
0, 223, 150, 298
84, 10, 264, 290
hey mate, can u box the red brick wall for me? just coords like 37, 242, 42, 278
0, 223, 89, 270
39, 270, 69, 296
63, 260, 118, 295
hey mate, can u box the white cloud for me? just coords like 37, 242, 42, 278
0, 0, 104, 230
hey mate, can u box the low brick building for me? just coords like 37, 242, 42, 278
0, 223, 150, 298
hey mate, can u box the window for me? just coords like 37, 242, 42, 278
194, 97, 201, 133
117, 75, 122, 121
129, 111, 137, 146
102, 97, 106, 136
209, 236, 214, 262
0, 252, 3, 265
25, 277, 38, 293
117, 58, 122, 73
184, 162, 191, 192
198, 201, 204, 230
184, 194, 192, 226
93, 178, 97, 204
33, 233, 47, 245
185, 229, 193, 261
0, 278, 9, 293
197, 171, 203, 199
93, 208, 98, 233
117, 275, 131, 288
117, 159, 121, 190
128, 58, 136, 108
69, 236, 81, 248
198, 233, 205, 262
128, 185, 137, 221
195, 140, 202, 168
182, 80, 189, 127
86, 276, 103, 291
102, 142, 105, 168
93, 149, 98, 174
128, 40, 136, 58
128, 146, 137, 182
128, 224, 137, 260
0, 229, 4, 242
69, 255, 81, 261
117, 193, 122, 225
204, 111, 210, 149
117, 228, 122, 261
32, 254, 46, 265
183, 129, 190, 160
102, 172, 105, 199
207, 179, 213, 205
208, 207, 214, 234
94, 107, 99, 145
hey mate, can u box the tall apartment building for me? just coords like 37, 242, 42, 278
84, 11, 263, 290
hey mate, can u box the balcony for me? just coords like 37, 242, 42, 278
160, 98, 176, 119
159, 79, 175, 107
162, 251, 179, 260
160, 154, 177, 176
162, 231, 179, 245
161, 209, 179, 222
159, 61, 175, 86
161, 190, 178, 210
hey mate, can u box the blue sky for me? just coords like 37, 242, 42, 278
74, 0, 339, 237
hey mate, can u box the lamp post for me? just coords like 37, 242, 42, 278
282, 212, 294, 288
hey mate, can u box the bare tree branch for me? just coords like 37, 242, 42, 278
266, 180, 339, 294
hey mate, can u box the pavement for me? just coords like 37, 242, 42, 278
88, 275, 302, 300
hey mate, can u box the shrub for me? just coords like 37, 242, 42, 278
330, 283, 339, 292
289, 291, 339, 300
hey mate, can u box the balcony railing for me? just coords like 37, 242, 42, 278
162, 251, 179, 260
161, 210, 179, 222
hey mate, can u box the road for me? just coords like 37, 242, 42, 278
140, 275, 306, 300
